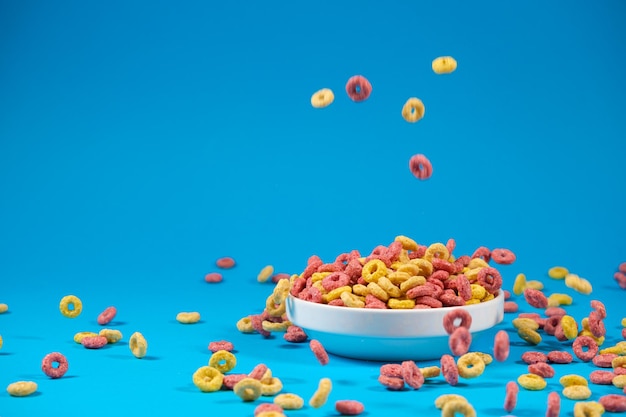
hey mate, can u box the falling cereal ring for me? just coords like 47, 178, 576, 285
401, 98, 425, 123
432, 56, 458, 74
59, 295, 83, 318
310, 88, 335, 108
345, 75, 372, 102
409, 154, 433, 180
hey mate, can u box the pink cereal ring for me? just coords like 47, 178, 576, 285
528, 362, 555, 378
223, 373, 247, 390
494, 330, 510, 362
345, 75, 372, 102
97, 306, 117, 325
408, 154, 433, 180
490, 248, 516, 265
615, 272, 626, 289
471, 246, 491, 262
377, 374, 404, 390
572, 335, 598, 362
547, 350, 573, 364
546, 391, 561, 417
283, 325, 308, 343
523, 288, 548, 309
298, 287, 323, 303
599, 394, 626, 412
248, 363, 268, 380
591, 300, 607, 319
254, 403, 284, 416
504, 301, 519, 313
336, 400, 365, 415
380, 364, 403, 378
620, 262, 626, 273
588, 310, 606, 338
440, 354, 459, 386
215, 257, 236, 269
544, 307, 567, 317
412, 296, 443, 308
593, 353, 618, 368
41, 352, 69, 379
477, 267, 502, 294
431, 258, 456, 273
321, 272, 350, 292
208, 340, 234, 353
445, 238, 456, 255
327, 299, 345, 307
456, 275, 472, 301
81, 335, 108, 349
310, 339, 329, 365
521, 351, 548, 364
439, 292, 465, 307
401, 360, 425, 389
204, 272, 223, 283
443, 309, 472, 335
504, 381, 519, 412
590, 370, 616, 385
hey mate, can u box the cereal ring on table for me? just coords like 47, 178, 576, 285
262, 320, 291, 333
254, 403, 284, 416
518, 327, 542, 345
615, 375, 626, 388
309, 339, 329, 365
380, 363, 403, 378
129, 332, 148, 358
443, 309, 472, 335
560, 315, 579, 340
490, 248, 516, 265
440, 354, 459, 386
573, 336, 598, 362
421, 365, 441, 378
251, 314, 271, 337
563, 385, 592, 400
209, 350, 237, 373
41, 352, 69, 379
432, 56, 457, 74
284, 325, 308, 343
344, 75, 372, 102
401, 97, 425, 123
504, 381, 519, 412
600, 341, 626, 355
442, 399, 476, 417
528, 362, 555, 378
546, 391, 561, 417
176, 311, 201, 324
493, 330, 510, 362
274, 393, 304, 410
6, 381, 37, 397
573, 401, 606, 417
378, 374, 404, 390
517, 373, 547, 390
208, 340, 234, 353
590, 370, 616, 385
81, 335, 108, 349
402, 360, 425, 389
97, 306, 117, 325
336, 400, 365, 415
260, 377, 283, 396
74, 331, 98, 344
593, 353, 618, 368
257, 265, 274, 282
560, 374, 588, 387
457, 352, 485, 379
524, 288, 548, 308
310, 88, 334, 108
548, 266, 569, 279
99, 329, 123, 344
309, 377, 332, 408
599, 394, 626, 412
449, 326, 472, 356
233, 377, 262, 401
547, 350, 573, 364
236, 316, 255, 333
408, 154, 433, 180
613, 356, 626, 370
526, 280, 545, 290
204, 272, 223, 283
0, 303, 8, 313
434, 394, 469, 409
59, 295, 82, 318
216, 256, 236, 269
504, 301, 519, 313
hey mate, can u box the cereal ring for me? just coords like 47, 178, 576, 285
457, 352, 485, 379
590, 370, 616, 385
563, 385, 592, 400
613, 356, 626, 369
256, 264, 274, 282
41, 352, 69, 379
522, 351, 548, 364
440, 354, 459, 386
309, 339, 329, 365
524, 288, 548, 308
421, 365, 441, 378
504, 301, 519, 313
81, 335, 108, 349
216, 256, 236, 269
345, 75, 372, 102
176, 311, 201, 324
518, 327, 542, 345
274, 393, 304, 410
431, 56, 457, 74
223, 374, 247, 390
435, 394, 469, 409
256, 412, 283, 417
449, 326, 472, 356
408, 154, 433, 180
490, 248, 516, 265
548, 266, 569, 279
545, 306, 567, 316
74, 331, 98, 344
513, 317, 540, 331
310, 88, 334, 108
546, 391, 561, 417
388, 298, 415, 309
236, 316, 255, 333
361, 259, 387, 283
517, 373, 547, 390
504, 381, 519, 412
401, 97, 425, 123
477, 267, 502, 294
233, 377, 262, 401
441, 399, 476, 417
559, 315, 579, 340
254, 404, 284, 416
443, 309, 472, 335
378, 374, 404, 390
588, 310, 606, 338
614, 375, 626, 389
559, 374, 588, 387
129, 332, 148, 358
0, 303, 8, 313
208, 340, 234, 353
97, 306, 117, 325
402, 360, 425, 389
309, 377, 332, 408
547, 350, 573, 364
260, 377, 283, 396
599, 394, 626, 412
99, 329, 123, 344
336, 400, 365, 415
59, 295, 82, 318
209, 350, 237, 373
573, 401, 606, 417
573, 336, 599, 362
204, 272, 223, 283
593, 354, 618, 368
472, 352, 493, 365
528, 362, 555, 378
591, 300, 607, 318
283, 325, 308, 343
493, 330, 510, 362
6, 381, 37, 397
322, 272, 351, 292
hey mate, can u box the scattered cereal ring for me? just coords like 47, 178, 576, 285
528, 362, 555, 379
590, 370, 616, 385
41, 352, 69, 379
440, 354, 459, 386
599, 394, 626, 412
336, 400, 365, 415
254, 403, 284, 416
401, 97, 425, 123
378, 374, 404, 390
548, 266, 569, 279
176, 311, 201, 324
97, 306, 117, 325
614, 375, 626, 389
73, 331, 98, 344
234, 377, 263, 401
99, 329, 123, 344
522, 351, 548, 364
193, 366, 223, 392
409, 154, 433, 180
345, 75, 372, 102
573, 335, 599, 362
490, 248, 516, 265
517, 373, 547, 390
449, 326, 472, 356
432, 56, 457, 74
518, 327, 542, 345
547, 350, 573, 364
309, 377, 332, 408
129, 332, 148, 358
573, 401, 606, 417
309, 339, 329, 365
443, 309, 472, 335
81, 336, 108, 349
593, 354, 618, 368
261, 376, 283, 396
494, 330, 510, 362
560, 374, 588, 387
274, 393, 304, 410
204, 272, 223, 283
0, 303, 8, 313
208, 340, 234, 353
209, 350, 237, 373
504, 381, 519, 412
546, 391, 561, 417
563, 385, 592, 400
401, 360, 425, 389
257, 265, 275, 282
310, 88, 334, 108
441, 399, 476, 417
216, 257, 236, 269
6, 381, 37, 397
524, 288, 548, 309
59, 295, 83, 318
457, 352, 485, 379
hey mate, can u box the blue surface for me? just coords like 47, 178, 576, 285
1, 1, 626, 416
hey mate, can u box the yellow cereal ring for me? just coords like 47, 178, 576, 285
442, 399, 476, 417
400, 275, 426, 293
560, 374, 588, 387
599, 341, 626, 355
261, 377, 283, 396
579, 329, 605, 346
562, 385, 592, 400
423, 243, 449, 262
262, 320, 291, 332
621, 317, 626, 327
396, 263, 420, 276
265, 295, 286, 317
367, 282, 389, 301
560, 315, 579, 340
612, 356, 626, 369
273, 278, 291, 304
322, 286, 352, 303
234, 377, 262, 401
257, 412, 284, 417
467, 258, 489, 269
6, 381, 37, 397
613, 375, 626, 389
340, 292, 365, 308
525, 280, 544, 290
388, 298, 415, 309
565, 274, 593, 294
470, 284, 487, 300
471, 352, 493, 365
465, 298, 481, 305
421, 366, 441, 378
512, 273, 527, 295
410, 258, 434, 276
573, 401, 605, 417
129, 332, 148, 359
434, 394, 468, 409
394, 235, 419, 251
517, 373, 547, 390
482, 292, 495, 302
99, 329, 123, 344
548, 293, 573, 307
193, 366, 223, 392
236, 316, 255, 333
518, 327, 542, 345
548, 266, 569, 279
260, 368, 273, 383
0, 303, 8, 313
397, 249, 411, 263
176, 311, 201, 324
457, 353, 485, 379
377, 277, 402, 298
387, 271, 411, 285
312, 281, 325, 293
310, 272, 331, 283
0, 334, 3, 350
309, 377, 332, 408
512, 318, 539, 331
401, 97, 425, 123
464, 267, 482, 282
209, 350, 237, 373
432, 56, 458, 74
257, 265, 274, 282
59, 295, 83, 318
310, 88, 334, 108
74, 331, 98, 344
362, 260, 387, 283
352, 283, 368, 296
274, 393, 304, 410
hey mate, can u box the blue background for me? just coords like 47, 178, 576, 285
1, 1, 625, 416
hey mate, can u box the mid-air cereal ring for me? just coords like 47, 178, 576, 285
309, 377, 332, 408
457, 353, 485, 379
129, 332, 148, 358
335, 400, 365, 415
0, 303, 8, 313
408, 154, 433, 180
193, 366, 224, 392
176, 312, 201, 324
6, 381, 37, 397
59, 295, 83, 318
401, 97, 425, 123
97, 306, 117, 325
257, 265, 275, 282
518, 373, 547, 390
310, 88, 335, 108
441, 399, 476, 417
431, 56, 457, 74
345, 75, 372, 102
81, 336, 108, 349
41, 352, 69, 379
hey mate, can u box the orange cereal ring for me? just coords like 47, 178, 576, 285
408, 154, 433, 180
401, 97, 425, 123
345, 75, 372, 102
216, 257, 236, 269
